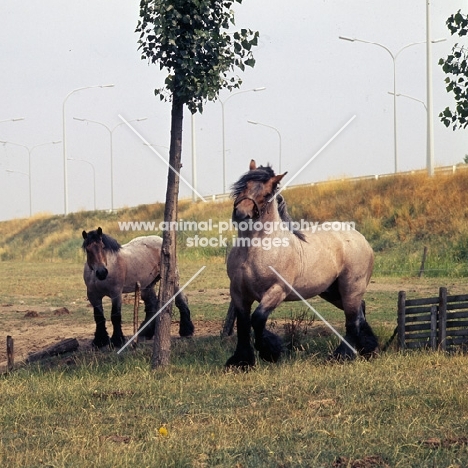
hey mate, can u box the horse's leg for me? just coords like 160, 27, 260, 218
354, 300, 379, 357
138, 287, 159, 339
110, 294, 125, 348
320, 280, 357, 359
251, 284, 287, 363
333, 295, 378, 360
175, 288, 194, 337
320, 279, 378, 359
225, 300, 255, 369
92, 301, 111, 348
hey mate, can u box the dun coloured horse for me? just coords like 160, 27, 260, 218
82, 227, 194, 348
226, 160, 378, 368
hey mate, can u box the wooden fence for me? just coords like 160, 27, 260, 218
398, 287, 468, 351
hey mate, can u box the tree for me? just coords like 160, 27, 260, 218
439, 10, 468, 130
136, 0, 258, 367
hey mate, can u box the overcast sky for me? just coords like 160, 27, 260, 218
0, 0, 466, 221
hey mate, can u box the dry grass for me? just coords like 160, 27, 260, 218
2, 170, 468, 273
1, 347, 468, 467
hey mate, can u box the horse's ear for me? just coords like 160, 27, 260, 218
97, 227, 103, 237
272, 172, 287, 185
249, 160, 257, 171
82, 230, 87, 240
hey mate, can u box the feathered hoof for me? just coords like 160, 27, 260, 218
110, 334, 126, 348
225, 351, 255, 371
331, 341, 357, 361
256, 330, 283, 363
92, 334, 111, 349
179, 321, 195, 338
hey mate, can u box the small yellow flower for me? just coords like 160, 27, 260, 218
158, 426, 168, 437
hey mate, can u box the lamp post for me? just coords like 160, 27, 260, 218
74, 116, 147, 211
0, 117, 24, 124
191, 113, 197, 202
426, 1, 437, 176
388, 92, 427, 110
340, 35, 445, 174
62, 84, 114, 215
339, 36, 427, 173
1, 140, 61, 216
68, 158, 96, 211
247, 120, 282, 173
219, 87, 266, 193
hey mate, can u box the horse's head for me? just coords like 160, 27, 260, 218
231, 160, 287, 221
82, 227, 109, 280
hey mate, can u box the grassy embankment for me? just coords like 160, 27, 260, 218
2, 169, 468, 276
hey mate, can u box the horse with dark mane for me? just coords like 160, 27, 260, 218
82, 227, 194, 348
225, 160, 378, 368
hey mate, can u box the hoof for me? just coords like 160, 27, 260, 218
225, 350, 255, 371
255, 329, 283, 363
111, 334, 126, 348
92, 334, 111, 348
331, 339, 357, 361
138, 320, 155, 339
179, 321, 195, 337
357, 322, 379, 357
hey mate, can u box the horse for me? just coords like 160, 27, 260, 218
82, 227, 194, 348
225, 160, 378, 368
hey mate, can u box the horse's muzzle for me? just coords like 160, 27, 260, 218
95, 266, 108, 280
233, 196, 260, 221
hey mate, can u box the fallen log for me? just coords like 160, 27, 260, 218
26, 338, 79, 363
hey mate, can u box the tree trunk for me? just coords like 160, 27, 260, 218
151, 97, 184, 368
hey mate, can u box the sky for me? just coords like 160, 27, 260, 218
0, 0, 466, 221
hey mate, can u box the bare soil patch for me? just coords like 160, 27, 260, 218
0, 300, 225, 371
2, 277, 467, 372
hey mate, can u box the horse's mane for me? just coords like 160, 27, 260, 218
82, 229, 121, 253
231, 165, 276, 199
231, 164, 306, 242
276, 194, 307, 242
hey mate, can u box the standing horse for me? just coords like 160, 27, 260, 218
82, 227, 194, 348
226, 160, 378, 368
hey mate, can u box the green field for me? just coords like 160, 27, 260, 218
1, 260, 468, 467
2, 170, 468, 466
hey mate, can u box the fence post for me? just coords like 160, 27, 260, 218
438, 287, 447, 351
7, 336, 14, 372
133, 282, 141, 346
430, 305, 437, 351
418, 246, 428, 278
397, 291, 406, 350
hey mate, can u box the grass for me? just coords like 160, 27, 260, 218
1, 346, 468, 467
3, 169, 468, 277
1, 262, 468, 466
3, 169, 468, 465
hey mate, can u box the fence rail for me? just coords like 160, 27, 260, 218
397, 287, 468, 352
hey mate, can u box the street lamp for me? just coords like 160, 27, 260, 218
388, 92, 427, 110
1, 140, 61, 216
247, 120, 282, 173
339, 35, 445, 174
339, 36, 426, 173
74, 116, 147, 211
426, 4, 446, 175
219, 87, 266, 193
62, 84, 114, 215
68, 158, 96, 211
0, 118, 24, 123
